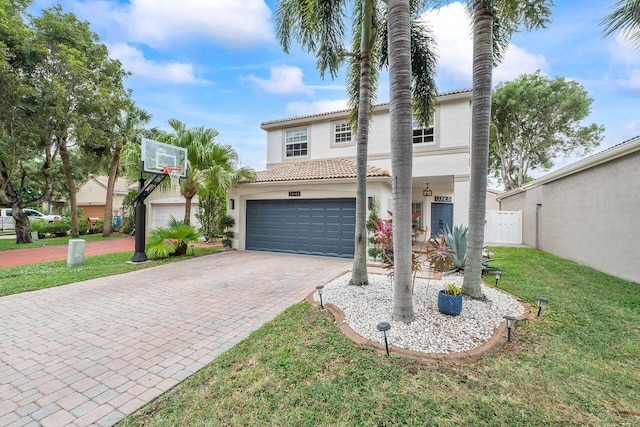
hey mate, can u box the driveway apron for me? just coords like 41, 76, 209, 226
0, 251, 350, 427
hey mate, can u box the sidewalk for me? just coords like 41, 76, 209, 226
0, 237, 135, 268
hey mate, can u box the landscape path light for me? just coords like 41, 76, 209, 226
495, 270, 503, 286
503, 315, 517, 342
316, 285, 324, 309
536, 297, 549, 317
376, 322, 391, 356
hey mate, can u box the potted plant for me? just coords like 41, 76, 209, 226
438, 283, 463, 316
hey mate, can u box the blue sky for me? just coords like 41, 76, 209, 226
31, 0, 640, 181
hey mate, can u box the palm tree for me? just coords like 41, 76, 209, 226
601, 0, 640, 47
275, 0, 437, 288
165, 119, 255, 225
462, 0, 552, 298
388, 0, 414, 322
103, 102, 152, 237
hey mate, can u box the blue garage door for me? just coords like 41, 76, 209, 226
246, 198, 355, 258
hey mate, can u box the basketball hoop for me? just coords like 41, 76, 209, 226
163, 166, 183, 189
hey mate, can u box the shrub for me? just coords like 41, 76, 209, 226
30, 219, 47, 238
443, 224, 468, 273
146, 217, 202, 259
44, 218, 71, 237
78, 218, 89, 235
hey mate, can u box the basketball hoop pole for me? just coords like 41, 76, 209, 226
131, 162, 149, 263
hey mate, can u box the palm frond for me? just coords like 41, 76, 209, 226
601, 0, 640, 47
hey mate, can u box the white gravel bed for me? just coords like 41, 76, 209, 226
314, 273, 525, 354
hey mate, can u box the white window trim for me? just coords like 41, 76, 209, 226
331, 122, 354, 147
284, 127, 309, 159
412, 115, 436, 146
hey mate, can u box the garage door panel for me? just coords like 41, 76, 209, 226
246, 198, 355, 258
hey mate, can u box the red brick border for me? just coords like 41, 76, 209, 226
306, 282, 530, 364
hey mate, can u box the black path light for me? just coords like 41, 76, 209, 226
495, 270, 503, 286
376, 322, 392, 356
503, 315, 517, 342
316, 285, 324, 309
536, 297, 549, 317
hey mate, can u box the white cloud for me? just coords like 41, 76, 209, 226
245, 66, 314, 95
108, 43, 206, 84
285, 99, 349, 116
606, 35, 640, 89
59, 0, 273, 49
422, 2, 548, 87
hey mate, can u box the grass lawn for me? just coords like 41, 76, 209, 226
120, 247, 640, 426
0, 232, 126, 250
0, 245, 222, 296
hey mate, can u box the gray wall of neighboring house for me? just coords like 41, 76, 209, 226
499, 140, 640, 284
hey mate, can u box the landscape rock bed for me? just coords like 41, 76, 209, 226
315, 273, 525, 354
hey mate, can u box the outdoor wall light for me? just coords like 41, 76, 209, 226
423, 183, 432, 197
230, 199, 235, 210
495, 270, 503, 286
376, 322, 392, 356
536, 297, 549, 317
503, 315, 517, 342
316, 285, 324, 309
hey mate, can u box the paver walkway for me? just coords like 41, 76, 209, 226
0, 251, 350, 426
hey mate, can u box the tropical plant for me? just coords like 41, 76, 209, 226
443, 283, 462, 296
443, 224, 468, 273
121, 189, 137, 235
426, 234, 455, 274
462, 0, 553, 299
146, 218, 202, 259
220, 214, 235, 249
275, 0, 437, 288
601, 0, 640, 48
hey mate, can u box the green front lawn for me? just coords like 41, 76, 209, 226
0, 246, 222, 296
120, 247, 640, 426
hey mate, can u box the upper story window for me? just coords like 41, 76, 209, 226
412, 116, 434, 144
334, 122, 352, 144
285, 128, 308, 157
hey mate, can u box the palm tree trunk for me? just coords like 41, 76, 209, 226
103, 146, 121, 237
184, 195, 193, 225
349, 0, 375, 287
388, 0, 414, 323
462, 0, 492, 299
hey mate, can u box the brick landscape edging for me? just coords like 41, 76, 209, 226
305, 281, 530, 364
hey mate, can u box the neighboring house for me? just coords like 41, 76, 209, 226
486, 188, 502, 212
498, 136, 640, 284
145, 187, 200, 231
76, 175, 134, 219
228, 89, 474, 258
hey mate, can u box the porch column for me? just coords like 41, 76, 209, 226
453, 174, 470, 227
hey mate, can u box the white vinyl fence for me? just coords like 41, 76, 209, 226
484, 210, 522, 244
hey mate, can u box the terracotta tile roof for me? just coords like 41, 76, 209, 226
253, 158, 390, 183
261, 88, 472, 127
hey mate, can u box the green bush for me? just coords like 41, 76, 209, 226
78, 218, 89, 235
44, 218, 71, 237
30, 219, 47, 238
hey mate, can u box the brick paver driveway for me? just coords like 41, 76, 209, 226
0, 251, 350, 426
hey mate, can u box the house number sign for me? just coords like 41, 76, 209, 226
289, 191, 301, 197
434, 196, 452, 203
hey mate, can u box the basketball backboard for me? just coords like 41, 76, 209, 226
141, 138, 187, 177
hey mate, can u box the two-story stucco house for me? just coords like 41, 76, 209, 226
227, 88, 473, 258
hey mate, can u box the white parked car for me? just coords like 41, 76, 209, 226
0, 208, 62, 231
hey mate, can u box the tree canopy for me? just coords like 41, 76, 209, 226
489, 72, 604, 190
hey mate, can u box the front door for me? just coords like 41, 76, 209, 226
431, 203, 453, 236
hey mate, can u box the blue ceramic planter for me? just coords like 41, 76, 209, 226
438, 290, 463, 316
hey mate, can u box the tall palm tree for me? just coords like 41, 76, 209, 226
103, 102, 151, 237
388, 0, 414, 322
601, 0, 640, 47
462, 0, 552, 298
166, 119, 255, 225
275, 0, 437, 288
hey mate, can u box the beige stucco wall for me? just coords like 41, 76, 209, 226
76, 179, 127, 218
500, 151, 640, 284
